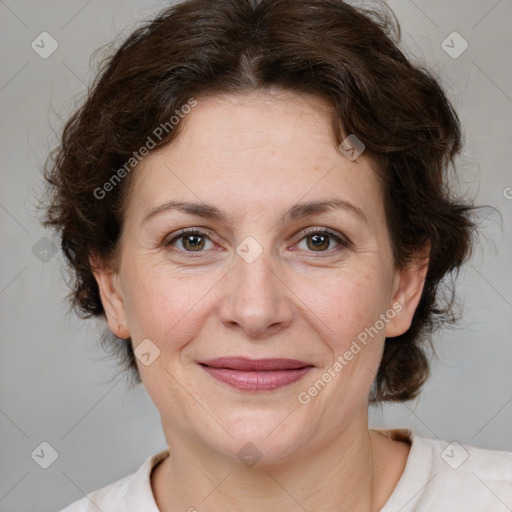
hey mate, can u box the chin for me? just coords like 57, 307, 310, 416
199, 408, 315, 466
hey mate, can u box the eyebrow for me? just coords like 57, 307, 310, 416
142, 198, 368, 225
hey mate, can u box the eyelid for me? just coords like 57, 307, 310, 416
163, 227, 216, 246
163, 226, 352, 258
293, 226, 351, 246
163, 226, 351, 255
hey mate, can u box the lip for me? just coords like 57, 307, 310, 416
200, 357, 312, 371
199, 357, 314, 391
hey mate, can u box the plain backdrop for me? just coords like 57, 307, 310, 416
1, 0, 511, 510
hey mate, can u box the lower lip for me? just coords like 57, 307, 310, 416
200, 365, 313, 391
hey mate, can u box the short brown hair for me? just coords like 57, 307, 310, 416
41, 0, 476, 401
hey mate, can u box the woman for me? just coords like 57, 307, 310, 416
42, 0, 512, 510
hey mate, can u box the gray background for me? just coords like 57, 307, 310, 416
1, 0, 511, 510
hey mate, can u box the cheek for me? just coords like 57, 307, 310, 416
293, 267, 391, 354
303, 272, 390, 402
121, 260, 222, 348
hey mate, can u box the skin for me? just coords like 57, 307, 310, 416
92, 89, 429, 511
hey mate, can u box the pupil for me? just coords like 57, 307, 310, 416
309, 234, 328, 251
184, 235, 204, 251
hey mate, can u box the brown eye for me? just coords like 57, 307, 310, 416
164, 229, 214, 253
295, 228, 349, 254
306, 233, 331, 251
180, 233, 206, 251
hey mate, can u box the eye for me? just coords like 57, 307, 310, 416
294, 227, 349, 254
163, 226, 350, 257
163, 228, 215, 253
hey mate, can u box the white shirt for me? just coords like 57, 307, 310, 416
59, 429, 512, 511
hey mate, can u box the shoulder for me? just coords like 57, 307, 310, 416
417, 433, 512, 485
57, 450, 169, 512
380, 429, 512, 512
58, 474, 131, 512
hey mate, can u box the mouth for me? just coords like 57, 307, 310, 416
198, 357, 314, 391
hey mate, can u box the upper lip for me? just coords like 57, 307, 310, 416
199, 357, 313, 371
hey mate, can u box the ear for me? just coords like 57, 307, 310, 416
89, 253, 130, 339
385, 242, 430, 338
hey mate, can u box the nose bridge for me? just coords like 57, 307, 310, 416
234, 235, 275, 292
219, 233, 293, 336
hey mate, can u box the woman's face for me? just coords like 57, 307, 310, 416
94, 89, 426, 463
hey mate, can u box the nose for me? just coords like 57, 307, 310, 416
218, 243, 294, 339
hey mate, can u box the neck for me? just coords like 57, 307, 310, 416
152, 413, 409, 512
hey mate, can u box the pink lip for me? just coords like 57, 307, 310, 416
199, 357, 313, 391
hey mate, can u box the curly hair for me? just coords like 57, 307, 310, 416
41, 0, 476, 401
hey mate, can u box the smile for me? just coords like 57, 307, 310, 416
198, 357, 314, 391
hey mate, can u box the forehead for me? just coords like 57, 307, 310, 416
125, 90, 384, 226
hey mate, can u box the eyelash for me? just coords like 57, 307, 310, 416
163, 227, 350, 258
